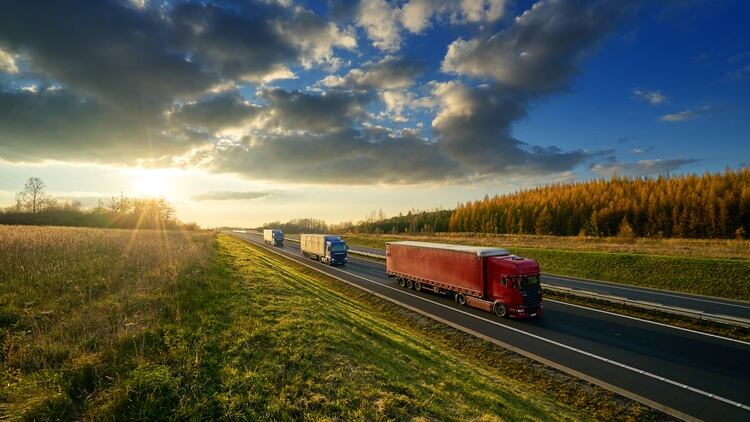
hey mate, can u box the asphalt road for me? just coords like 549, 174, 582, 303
234, 232, 750, 421
284, 235, 750, 321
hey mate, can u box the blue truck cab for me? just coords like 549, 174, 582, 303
263, 229, 284, 247
325, 238, 348, 265
300, 234, 348, 265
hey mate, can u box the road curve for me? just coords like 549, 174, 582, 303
233, 232, 750, 421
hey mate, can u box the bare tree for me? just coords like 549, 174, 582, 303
17, 177, 46, 213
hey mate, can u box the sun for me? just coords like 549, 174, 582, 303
129, 169, 171, 198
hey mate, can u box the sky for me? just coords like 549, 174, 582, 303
0, 0, 748, 228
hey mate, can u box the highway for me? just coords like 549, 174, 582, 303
233, 232, 750, 421
286, 235, 750, 321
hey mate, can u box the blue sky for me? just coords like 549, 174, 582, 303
0, 0, 748, 227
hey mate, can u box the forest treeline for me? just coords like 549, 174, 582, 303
449, 169, 749, 238
343, 170, 749, 238
1, 177, 199, 230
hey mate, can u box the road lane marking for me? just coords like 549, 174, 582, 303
233, 233, 750, 415
546, 299, 750, 347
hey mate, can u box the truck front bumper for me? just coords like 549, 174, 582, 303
509, 305, 543, 319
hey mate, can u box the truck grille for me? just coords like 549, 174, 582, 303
522, 291, 542, 311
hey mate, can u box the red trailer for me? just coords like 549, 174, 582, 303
386, 241, 542, 318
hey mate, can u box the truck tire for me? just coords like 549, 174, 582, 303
398, 278, 406, 287
456, 293, 466, 306
494, 302, 507, 318
406, 279, 414, 289
414, 281, 422, 291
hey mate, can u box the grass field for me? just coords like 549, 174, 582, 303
0, 226, 663, 420
339, 234, 750, 301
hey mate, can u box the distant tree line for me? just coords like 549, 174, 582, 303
258, 170, 750, 239
1, 177, 199, 230
449, 169, 750, 239
353, 208, 452, 234
259, 218, 328, 234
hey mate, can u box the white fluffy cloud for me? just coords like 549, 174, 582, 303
633, 88, 666, 105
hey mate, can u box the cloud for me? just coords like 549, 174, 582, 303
204, 126, 464, 184
0, 0, 223, 111
259, 88, 371, 133
399, 0, 508, 33
169, 2, 300, 83
321, 56, 426, 90
728, 64, 750, 80
278, 8, 357, 68
169, 92, 261, 133
356, 0, 402, 52
431, 82, 593, 175
191, 191, 273, 201
632, 88, 666, 105
631, 146, 654, 154
0, 88, 195, 163
591, 158, 699, 176
0, 48, 18, 74
356, 0, 509, 51
659, 105, 719, 122
442, 0, 635, 92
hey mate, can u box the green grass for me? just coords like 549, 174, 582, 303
339, 234, 750, 301
0, 226, 664, 420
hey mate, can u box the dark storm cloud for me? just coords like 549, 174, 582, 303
430, 0, 638, 176
170, 92, 261, 132
207, 126, 463, 184
0, 0, 218, 110
260, 88, 372, 132
191, 191, 273, 201
0, 88, 193, 162
170, 2, 298, 81
323, 56, 426, 90
431, 83, 592, 175
442, 0, 637, 93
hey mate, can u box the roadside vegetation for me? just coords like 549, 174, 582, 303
338, 233, 750, 301
0, 225, 665, 420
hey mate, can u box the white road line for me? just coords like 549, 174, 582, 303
235, 234, 750, 414
546, 299, 750, 347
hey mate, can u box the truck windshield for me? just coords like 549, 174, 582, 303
331, 243, 347, 253
517, 275, 540, 292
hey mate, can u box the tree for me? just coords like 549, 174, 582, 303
617, 216, 634, 238
17, 177, 46, 213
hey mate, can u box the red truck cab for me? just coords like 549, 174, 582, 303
487, 256, 543, 318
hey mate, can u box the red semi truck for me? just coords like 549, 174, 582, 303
386, 241, 543, 318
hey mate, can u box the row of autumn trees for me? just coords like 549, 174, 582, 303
1, 177, 198, 230
346, 169, 749, 239
448, 169, 750, 238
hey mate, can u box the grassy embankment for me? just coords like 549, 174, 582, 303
339, 234, 750, 301
1, 226, 663, 420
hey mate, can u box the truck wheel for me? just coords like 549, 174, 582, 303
406, 279, 414, 289
494, 302, 507, 318
414, 281, 422, 291
456, 293, 466, 306
398, 278, 406, 287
